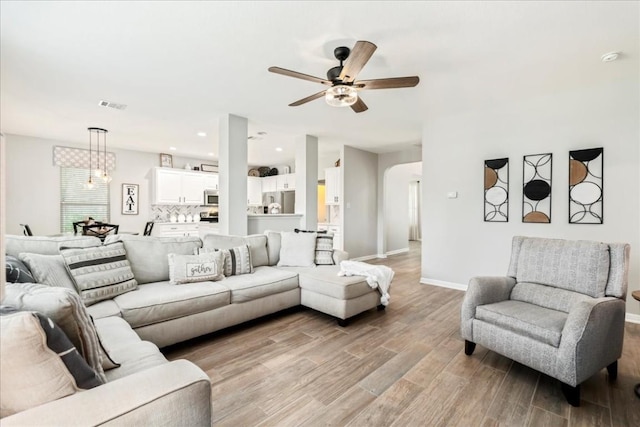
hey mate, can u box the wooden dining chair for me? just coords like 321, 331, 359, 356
143, 221, 154, 236
19, 224, 33, 236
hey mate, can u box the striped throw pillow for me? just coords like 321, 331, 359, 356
196, 245, 253, 276
60, 242, 138, 306
315, 234, 335, 265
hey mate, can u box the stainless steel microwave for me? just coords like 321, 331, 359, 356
204, 190, 219, 206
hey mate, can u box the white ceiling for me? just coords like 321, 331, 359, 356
1, 1, 638, 166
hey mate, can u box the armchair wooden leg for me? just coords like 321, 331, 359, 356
561, 383, 581, 407
606, 360, 618, 381
464, 340, 476, 356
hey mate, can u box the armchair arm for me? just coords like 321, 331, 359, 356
556, 297, 626, 386
460, 276, 516, 340
1, 360, 211, 427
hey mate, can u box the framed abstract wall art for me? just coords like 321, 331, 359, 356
569, 148, 603, 224
522, 153, 552, 223
484, 158, 509, 222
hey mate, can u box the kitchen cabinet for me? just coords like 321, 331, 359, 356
261, 176, 278, 193
154, 223, 200, 237
152, 168, 204, 205
318, 223, 342, 250
247, 176, 262, 206
198, 223, 220, 238
203, 173, 219, 191
276, 173, 296, 191
325, 167, 341, 205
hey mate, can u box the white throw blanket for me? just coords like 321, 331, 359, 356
338, 260, 394, 306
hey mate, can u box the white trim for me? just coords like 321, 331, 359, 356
386, 247, 409, 256
376, 254, 388, 259
626, 313, 640, 324
420, 277, 467, 291
351, 254, 379, 262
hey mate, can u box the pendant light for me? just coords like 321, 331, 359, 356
85, 127, 110, 188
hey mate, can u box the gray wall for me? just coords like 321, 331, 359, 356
4, 134, 213, 236
342, 145, 378, 259
421, 78, 640, 316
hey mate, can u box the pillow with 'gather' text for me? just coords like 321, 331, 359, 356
168, 251, 225, 284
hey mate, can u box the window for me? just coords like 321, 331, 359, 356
60, 167, 110, 233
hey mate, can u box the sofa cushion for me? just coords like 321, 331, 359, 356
18, 253, 77, 292
113, 281, 230, 328
5, 235, 102, 258
510, 282, 592, 313
3, 283, 106, 382
201, 233, 269, 268
515, 237, 610, 298
60, 242, 138, 306
5, 255, 35, 283
277, 232, 317, 267
93, 316, 168, 382
168, 251, 225, 284
0, 311, 81, 418
222, 266, 299, 303
104, 235, 202, 284
86, 299, 122, 320
475, 300, 567, 347
264, 230, 281, 266
280, 265, 373, 300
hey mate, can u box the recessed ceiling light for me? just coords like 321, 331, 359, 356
197, 132, 207, 137
601, 52, 620, 62
208, 152, 215, 156
275, 147, 283, 152
169, 146, 177, 151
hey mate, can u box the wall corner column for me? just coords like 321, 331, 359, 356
219, 114, 248, 236
295, 135, 318, 230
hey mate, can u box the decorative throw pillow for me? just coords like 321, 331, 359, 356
60, 242, 138, 306
294, 228, 328, 234
315, 234, 335, 265
3, 283, 107, 383
18, 253, 77, 291
5, 255, 35, 283
197, 245, 254, 276
168, 251, 225, 284
277, 231, 317, 267
0, 309, 103, 418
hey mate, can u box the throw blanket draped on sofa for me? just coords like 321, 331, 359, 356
338, 261, 393, 305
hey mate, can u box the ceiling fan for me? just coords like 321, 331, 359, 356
268, 40, 419, 113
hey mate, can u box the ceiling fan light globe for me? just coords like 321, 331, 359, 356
325, 85, 358, 107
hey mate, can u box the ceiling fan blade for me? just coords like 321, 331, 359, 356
339, 41, 377, 83
289, 90, 327, 107
355, 76, 420, 90
350, 97, 368, 113
268, 66, 332, 86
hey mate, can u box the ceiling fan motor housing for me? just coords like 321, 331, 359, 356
327, 66, 343, 82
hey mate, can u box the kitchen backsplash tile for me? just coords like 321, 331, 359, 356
150, 205, 204, 222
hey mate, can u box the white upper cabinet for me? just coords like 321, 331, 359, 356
247, 176, 262, 206
152, 168, 205, 205
203, 173, 219, 191
276, 173, 296, 191
325, 167, 341, 205
261, 175, 278, 193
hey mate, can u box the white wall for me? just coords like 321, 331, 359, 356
421, 78, 640, 316
4, 134, 215, 236
384, 162, 422, 254
377, 147, 422, 255
342, 145, 378, 259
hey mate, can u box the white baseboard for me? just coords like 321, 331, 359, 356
376, 254, 388, 259
350, 254, 379, 262
420, 277, 467, 292
626, 313, 640, 324
386, 247, 409, 256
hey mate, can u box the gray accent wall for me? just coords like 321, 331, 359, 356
421, 78, 640, 316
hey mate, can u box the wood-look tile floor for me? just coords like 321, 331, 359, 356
164, 241, 640, 426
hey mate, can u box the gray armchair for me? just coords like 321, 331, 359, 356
461, 236, 630, 406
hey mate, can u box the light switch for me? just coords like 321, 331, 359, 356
447, 191, 458, 199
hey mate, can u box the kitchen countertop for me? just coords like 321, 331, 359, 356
248, 214, 303, 217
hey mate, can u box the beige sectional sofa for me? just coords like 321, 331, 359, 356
2, 231, 385, 425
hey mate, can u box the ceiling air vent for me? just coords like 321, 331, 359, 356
98, 100, 127, 110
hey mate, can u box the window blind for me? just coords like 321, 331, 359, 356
60, 167, 110, 233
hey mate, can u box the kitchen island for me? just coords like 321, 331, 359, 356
247, 214, 303, 234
